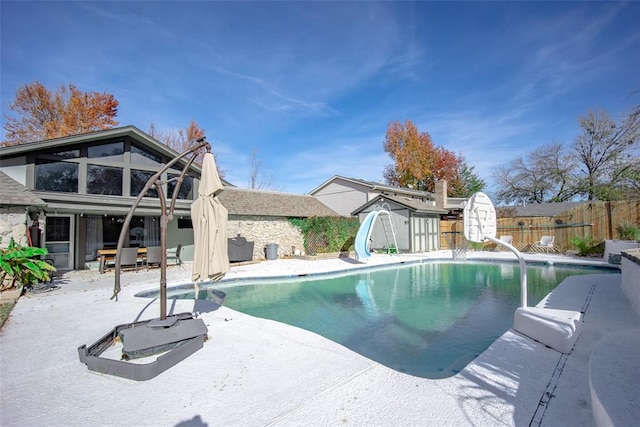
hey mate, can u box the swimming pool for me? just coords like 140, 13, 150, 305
163, 261, 618, 378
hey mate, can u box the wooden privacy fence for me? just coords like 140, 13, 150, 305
440, 200, 640, 252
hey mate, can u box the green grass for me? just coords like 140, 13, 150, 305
0, 301, 15, 330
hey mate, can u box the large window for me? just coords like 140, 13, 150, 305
131, 144, 162, 166
131, 169, 158, 198
50, 149, 80, 159
35, 160, 78, 192
84, 215, 160, 261
88, 142, 124, 161
32, 140, 196, 199
167, 174, 194, 200
87, 165, 123, 195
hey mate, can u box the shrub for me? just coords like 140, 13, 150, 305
469, 241, 486, 251
0, 238, 56, 291
290, 217, 360, 255
569, 235, 600, 257
616, 222, 640, 241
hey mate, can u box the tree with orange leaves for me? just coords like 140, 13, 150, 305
2, 82, 119, 146
148, 121, 224, 176
383, 120, 461, 194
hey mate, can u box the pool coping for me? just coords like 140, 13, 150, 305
135, 252, 620, 298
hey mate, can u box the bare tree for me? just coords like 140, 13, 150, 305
246, 149, 279, 190
493, 143, 578, 204
573, 108, 640, 200
148, 121, 225, 177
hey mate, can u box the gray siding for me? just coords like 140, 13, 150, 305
313, 180, 369, 216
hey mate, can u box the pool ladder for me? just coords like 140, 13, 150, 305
379, 203, 399, 254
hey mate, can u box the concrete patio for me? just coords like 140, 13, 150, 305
1, 251, 637, 426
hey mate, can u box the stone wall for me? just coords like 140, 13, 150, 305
0, 207, 28, 248
621, 249, 640, 317
228, 215, 304, 260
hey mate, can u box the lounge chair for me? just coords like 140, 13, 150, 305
166, 244, 182, 266
494, 235, 513, 251
533, 236, 557, 253
500, 235, 513, 245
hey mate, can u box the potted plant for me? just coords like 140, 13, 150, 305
0, 238, 56, 302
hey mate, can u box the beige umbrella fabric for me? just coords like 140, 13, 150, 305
191, 152, 230, 282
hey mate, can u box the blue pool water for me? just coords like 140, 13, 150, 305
168, 261, 617, 378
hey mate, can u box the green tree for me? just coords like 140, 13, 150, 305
449, 160, 486, 198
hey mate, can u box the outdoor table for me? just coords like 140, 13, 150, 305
97, 248, 147, 274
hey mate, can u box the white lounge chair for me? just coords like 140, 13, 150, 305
500, 235, 513, 245
494, 235, 513, 251
533, 236, 557, 253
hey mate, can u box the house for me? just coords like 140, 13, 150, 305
499, 202, 586, 218
0, 126, 340, 270
309, 176, 434, 216
309, 175, 466, 216
310, 176, 464, 252
0, 126, 220, 270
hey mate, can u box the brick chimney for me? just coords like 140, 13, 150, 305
435, 180, 448, 209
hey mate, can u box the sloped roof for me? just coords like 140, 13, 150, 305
352, 194, 447, 215
309, 175, 435, 199
218, 187, 341, 217
0, 171, 46, 207
0, 125, 234, 187
503, 202, 586, 217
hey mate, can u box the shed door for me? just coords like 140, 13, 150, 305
411, 216, 427, 252
426, 217, 440, 250
411, 215, 440, 252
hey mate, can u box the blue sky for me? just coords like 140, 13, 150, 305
2, 1, 639, 196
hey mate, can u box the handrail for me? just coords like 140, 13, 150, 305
484, 235, 528, 308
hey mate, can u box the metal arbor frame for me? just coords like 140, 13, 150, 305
111, 138, 210, 320
78, 139, 212, 381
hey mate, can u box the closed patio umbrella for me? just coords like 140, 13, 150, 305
191, 152, 229, 282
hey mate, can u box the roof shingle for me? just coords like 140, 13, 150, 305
0, 171, 46, 207
219, 187, 340, 217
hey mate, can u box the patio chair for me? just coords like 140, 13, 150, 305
145, 246, 162, 269
499, 235, 513, 245
120, 247, 143, 272
495, 235, 513, 251
532, 235, 558, 253
166, 244, 183, 266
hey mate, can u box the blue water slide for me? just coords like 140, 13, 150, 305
354, 211, 378, 261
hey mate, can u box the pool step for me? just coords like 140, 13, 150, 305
513, 307, 582, 354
